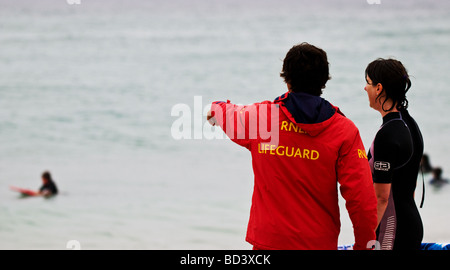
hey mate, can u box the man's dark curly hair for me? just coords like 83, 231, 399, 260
280, 42, 331, 96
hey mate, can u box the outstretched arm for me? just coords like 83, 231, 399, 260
208, 100, 252, 149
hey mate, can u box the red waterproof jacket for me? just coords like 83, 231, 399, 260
210, 92, 377, 250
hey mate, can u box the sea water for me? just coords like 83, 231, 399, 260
0, 0, 449, 249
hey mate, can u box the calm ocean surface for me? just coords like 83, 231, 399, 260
1, 0, 449, 249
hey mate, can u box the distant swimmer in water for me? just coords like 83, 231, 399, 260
429, 167, 449, 189
420, 154, 433, 174
420, 153, 448, 189
39, 171, 58, 196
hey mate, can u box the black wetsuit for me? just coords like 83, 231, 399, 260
368, 110, 424, 250
39, 181, 58, 195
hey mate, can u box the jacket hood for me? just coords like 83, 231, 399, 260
274, 92, 338, 136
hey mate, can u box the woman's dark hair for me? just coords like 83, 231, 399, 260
280, 42, 331, 96
365, 58, 412, 112
42, 171, 53, 182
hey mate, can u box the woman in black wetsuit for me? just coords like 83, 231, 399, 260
39, 171, 58, 196
364, 58, 424, 250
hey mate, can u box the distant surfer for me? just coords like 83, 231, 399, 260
10, 171, 58, 197
364, 58, 424, 250
420, 153, 448, 189
429, 167, 449, 189
420, 154, 433, 173
39, 171, 58, 196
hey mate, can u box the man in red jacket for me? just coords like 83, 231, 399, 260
207, 43, 377, 250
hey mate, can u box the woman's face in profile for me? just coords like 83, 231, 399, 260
364, 75, 381, 110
